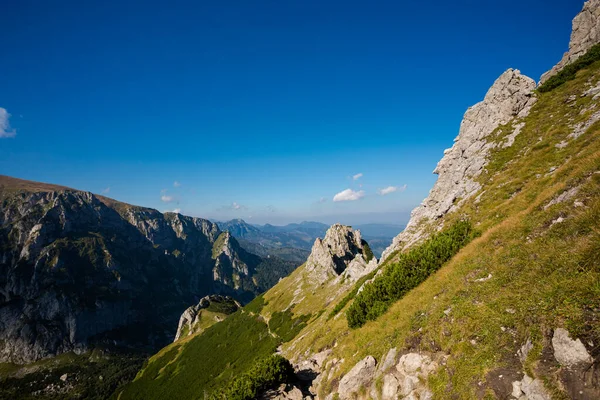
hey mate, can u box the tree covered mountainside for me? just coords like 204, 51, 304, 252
115, 2, 600, 399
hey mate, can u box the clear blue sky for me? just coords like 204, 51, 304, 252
0, 0, 585, 225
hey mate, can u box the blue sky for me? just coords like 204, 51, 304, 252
0, 0, 585, 225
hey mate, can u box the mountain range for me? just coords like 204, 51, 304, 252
216, 218, 402, 261
1, 1, 600, 399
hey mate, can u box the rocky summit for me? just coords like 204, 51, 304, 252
382, 68, 536, 259
305, 224, 377, 284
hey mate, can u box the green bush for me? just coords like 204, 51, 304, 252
211, 355, 294, 400
538, 43, 600, 93
346, 220, 477, 328
328, 269, 378, 320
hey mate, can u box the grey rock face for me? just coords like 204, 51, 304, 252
305, 224, 377, 284
512, 374, 551, 400
174, 295, 241, 341
541, 0, 600, 83
337, 355, 377, 399
552, 328, 593, 368
0, 179, 270, 363
382, 69, 536, 260
333, 351, 439, 400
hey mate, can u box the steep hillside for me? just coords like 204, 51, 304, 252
0, 175, 293, 367
115, 2, 600, 399
115, 224, 377, 400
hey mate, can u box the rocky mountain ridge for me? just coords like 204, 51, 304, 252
305, 223, 377, 284
541, 0, 600, 83
381, 69, 537, 260
0, 175, 288, 363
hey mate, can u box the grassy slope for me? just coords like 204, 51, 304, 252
115, 61, 600, 399
275, 61, 600, 398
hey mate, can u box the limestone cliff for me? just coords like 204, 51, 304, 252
0, 175, 276, 363
382, 69, 536, 260
305, 224, 377, 284
541, 0, 600, 83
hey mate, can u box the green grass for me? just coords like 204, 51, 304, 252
538, 43, 600, 93
209, 355, 294, 400
268, 309, 312, 342
328, 269, 378, 320
346, 220, 477, 328
117, 310, 280, 400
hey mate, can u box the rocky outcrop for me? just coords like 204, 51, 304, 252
337, 356, 377, 399
330, 350, 441, 400
174, 295, 240, 341
304, 224, 377, 284
382, 69, 536, 260
552, 328, 593, 368
541, 0, 600, 83
0, 176, 277, 363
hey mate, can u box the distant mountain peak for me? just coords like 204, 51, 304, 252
305, 223, 377, 284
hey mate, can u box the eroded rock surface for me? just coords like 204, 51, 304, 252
541, 0, 600, 83
382, 69, 536, 260
305, 224, 377, 284
174, 295, 240, 341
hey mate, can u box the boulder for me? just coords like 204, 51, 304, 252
552, 328, 593, 368
337, 355, 377, 399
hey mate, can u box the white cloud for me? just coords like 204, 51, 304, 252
101, 187, 110, 194
161, 195, 175, 203
319, 197, 327, 203
378, 184, 407, 196
173, 181, 181, 188
333, 188, 365, 202
0, 108, 16, 138
172, 208, 181, 214
352, 173, 363, 181
233, 202, 241, 210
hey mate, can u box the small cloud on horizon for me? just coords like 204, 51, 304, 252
101, 187, 110, 194
378, 184, 407, 196
319, 197, 327, 203
172, 208, 181, 214
161, 195, 176, 203
333, 188, 365, 202
173, 181, 181, 188
0, 108, 16, 138
352, 173, 363, 181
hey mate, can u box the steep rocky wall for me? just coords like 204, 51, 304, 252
0, 183, 265, 363
382, 69, 536, 260
541, 0, 600, 83
304, 224, 377, 284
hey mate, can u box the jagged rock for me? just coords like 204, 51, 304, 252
541, 0, 600, 83
382, 69, 536, 260
260, 384, 307, 400
337, 355, 377, 399
514, 374, 551, 400
305, 224, 377, 284
518, 339, 533, 364
174, 295, 240, 341
0, 175, 275, 363
552, 328, 593, 368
